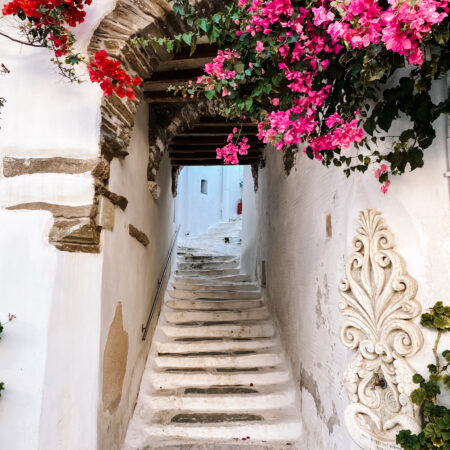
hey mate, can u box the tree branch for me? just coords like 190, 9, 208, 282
0, 31, 46, 48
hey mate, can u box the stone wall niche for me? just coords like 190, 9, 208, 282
339, 209, 424, 449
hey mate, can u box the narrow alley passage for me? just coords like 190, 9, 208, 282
123, 220, 302, 449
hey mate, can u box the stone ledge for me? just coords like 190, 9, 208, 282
129, 224, 149, 247
2, 157, 99, 177
50, 217, 100, 253
95, 184, 128, 210
6, 202, 95, 219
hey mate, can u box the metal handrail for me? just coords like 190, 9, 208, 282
142, 224, 180, 340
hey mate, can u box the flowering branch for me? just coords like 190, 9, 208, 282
1, 0, 142, 99
141, 0, 450, 193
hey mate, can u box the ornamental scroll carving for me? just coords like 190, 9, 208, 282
339, 210, 424, 449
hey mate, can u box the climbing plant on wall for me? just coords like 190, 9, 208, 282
137, 0, 450, 192
396, 302, 450, 449
1, 0, 449, 191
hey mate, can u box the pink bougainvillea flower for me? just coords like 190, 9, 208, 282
380, 180, 391, 194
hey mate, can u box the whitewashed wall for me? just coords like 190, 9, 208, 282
98, 104, 175, 450
250, 101, 450, 448
175, 165, 243, 237
0, 1, 121, 448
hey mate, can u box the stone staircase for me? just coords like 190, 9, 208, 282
123, 221, 302, 449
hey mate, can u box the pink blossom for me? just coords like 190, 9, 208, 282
325, 113, 344, 128
380, 180, 391, 194
256, 40, 264, 52
312, 6, 335, 26
374, 163, 388, 178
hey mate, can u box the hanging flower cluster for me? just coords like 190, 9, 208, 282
151, 0, 449, 193
216, 128, 250, 164
87, 50, 141, 100
2, 0, 141, 99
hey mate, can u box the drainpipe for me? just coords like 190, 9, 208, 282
445, 71, 450, 204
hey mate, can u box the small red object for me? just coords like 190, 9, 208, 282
237, 202, 242, 215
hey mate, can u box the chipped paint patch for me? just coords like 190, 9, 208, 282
300, 366, 341, 434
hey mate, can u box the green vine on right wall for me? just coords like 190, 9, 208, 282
396, 302, 450, 450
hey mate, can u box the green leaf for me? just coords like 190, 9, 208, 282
363, 117, 376, 135
182, 33, 192, 45
234, 62, 245, 73
413, 373, 425, 384
410, 387, 427, 406
204, 89, 215, 100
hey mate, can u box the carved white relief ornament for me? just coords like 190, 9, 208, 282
339, 210, 424, 449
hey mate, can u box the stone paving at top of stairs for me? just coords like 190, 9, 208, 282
123, 220, 302, 449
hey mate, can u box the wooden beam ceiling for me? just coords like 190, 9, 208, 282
147, 44, 264, 166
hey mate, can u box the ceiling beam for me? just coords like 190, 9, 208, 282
169, 44, 219, 60
170, 144, 266, 152
146, 68, 204, 83
179, 125, 258, 136
170, 136, 262, 146
169, 150, 263, 157
145, 92, 196, 103
170, 158, 260, 166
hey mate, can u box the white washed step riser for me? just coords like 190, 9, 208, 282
177, 262, 239, 270
162, 324, 274, 339
141, 389, 296, 412
176, 269, 240, 276
165, 299, 264, 310
125, 422, 302, 447
164, 308, 270, 323
171, 282, 260, 292
173, 275, 252, 284
168, 290, 261, 300
156, 339, 277, 354
177, 256, 236, 262
151, 370, 290, 389
155, 353, 282, 369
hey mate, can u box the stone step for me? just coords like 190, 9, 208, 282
174, 274, 252, 284
176, 268, 240, 277
143, 385, 296, 412
155, 338, 277, 354
164, 308, 270, 324
151, 368, 290, 389
168, 290, 261, 300
154, 352, 282, 369
124, 414, 301, 449
171, 281, 260, 292
161, 323, 274, 339
177, 261, 239, 270
177, 255, 236, 263
165, 299, 264, 311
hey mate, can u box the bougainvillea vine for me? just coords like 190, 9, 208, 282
139, 0, 450, 192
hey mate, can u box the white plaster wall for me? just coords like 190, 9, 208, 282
240, 166, 258, 278
0, 0, 115, 158
253, 97, 450, 448
0, 1, 117, 448
98, 103, 175, 450
38, 251, 103, 450
175, 165, 243, 237
0, 202, 103, 450
0, 210, 56, 450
